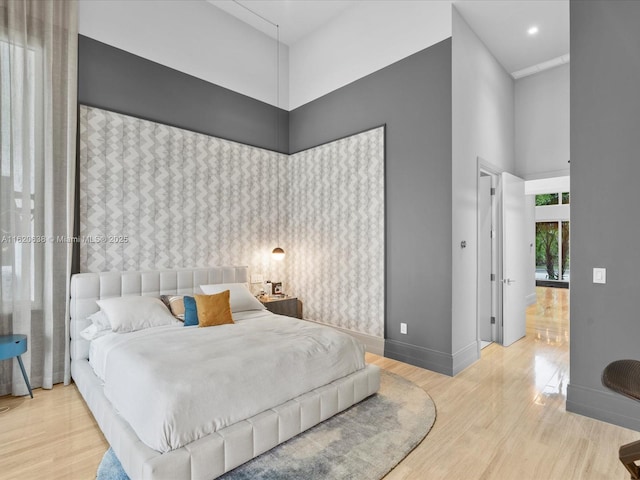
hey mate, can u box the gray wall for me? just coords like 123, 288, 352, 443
568, 0, 640, 430
290, 40, 454, 375
78, 35, 289, 154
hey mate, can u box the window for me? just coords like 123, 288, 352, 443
535, 192, 570, 206
1, 40, 43, 307
535, 221, 570, 282
536, 221, 570, 282
535, 188, 570, 284
535, 193, 559, 206
536, 222, 559, 280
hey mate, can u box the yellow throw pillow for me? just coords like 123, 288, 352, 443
194, 291, 234, 327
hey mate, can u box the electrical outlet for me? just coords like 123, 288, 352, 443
250, 274, 264, 284
400, 323, 407, 335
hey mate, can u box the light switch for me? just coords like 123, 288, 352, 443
400, 323, 407, 335
593, 268, 606, 284
250, 274, 264, 284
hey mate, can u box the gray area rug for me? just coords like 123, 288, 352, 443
97, 370, 436, 480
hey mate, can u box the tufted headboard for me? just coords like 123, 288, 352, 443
69, 266, 248, 362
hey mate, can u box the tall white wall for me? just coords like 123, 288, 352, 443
289, 1, 452, 109
78, 0, 289, 109
515, 64, 570, 179
452, 7, 515, 367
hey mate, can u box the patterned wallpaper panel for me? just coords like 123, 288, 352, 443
79, 106, 286, 282
79, 106, 383, 338
287, 128, 385, 337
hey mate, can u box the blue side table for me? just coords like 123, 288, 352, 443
0, 334, 34, 398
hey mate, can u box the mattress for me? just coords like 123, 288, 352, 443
89, 310, 366, 453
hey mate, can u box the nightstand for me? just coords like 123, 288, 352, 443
260, 296, 302, 319
0, 334, 33, 398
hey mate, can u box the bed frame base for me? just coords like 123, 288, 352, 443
73, 359, 379, 480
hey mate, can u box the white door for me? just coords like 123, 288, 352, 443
501, 172, 527, 346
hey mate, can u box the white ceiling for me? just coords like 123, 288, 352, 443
454, 0, 569, 75
209, 0, 569, 77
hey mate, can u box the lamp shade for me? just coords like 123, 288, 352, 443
271, 247, 285, 261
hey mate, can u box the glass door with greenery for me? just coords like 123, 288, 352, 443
535, 193, 570, 284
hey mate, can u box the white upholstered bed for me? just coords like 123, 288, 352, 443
70, 266, 380, 480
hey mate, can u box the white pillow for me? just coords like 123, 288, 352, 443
96, 296, 179, 333
199, 283, 266, 313
80, 323, 112, 341
88, 310, 111, 330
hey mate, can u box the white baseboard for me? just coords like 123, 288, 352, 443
525, 292, 537, 306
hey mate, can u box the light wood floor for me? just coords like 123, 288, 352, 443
0, 287, 637, 479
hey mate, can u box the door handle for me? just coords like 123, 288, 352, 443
502, 278, 516, 285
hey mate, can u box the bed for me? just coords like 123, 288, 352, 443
69, 266, 380, 480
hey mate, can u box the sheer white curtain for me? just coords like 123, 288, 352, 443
0, 0, 77, 395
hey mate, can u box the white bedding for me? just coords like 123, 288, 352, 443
89, 310, 366, 453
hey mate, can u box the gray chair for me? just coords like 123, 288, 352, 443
602, 359, 640, 479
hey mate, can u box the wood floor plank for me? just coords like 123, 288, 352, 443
0, 287, 637, 479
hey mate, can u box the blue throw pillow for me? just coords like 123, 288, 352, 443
183, 296, 198, 326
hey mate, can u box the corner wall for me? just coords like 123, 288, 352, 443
77, 106, 385, 340
568, 0, 640, 431
290, 41, 454, 375
451, 8, 515, 373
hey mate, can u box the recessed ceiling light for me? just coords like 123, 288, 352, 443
528, 26, 539, 36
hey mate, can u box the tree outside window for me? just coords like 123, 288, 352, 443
536, 222, 559, 280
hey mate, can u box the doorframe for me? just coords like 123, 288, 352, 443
476, 157, 504, 348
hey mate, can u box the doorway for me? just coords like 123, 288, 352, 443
478, 160, 529, 349
478, 171, 496, 347
477, 161, 501, 348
